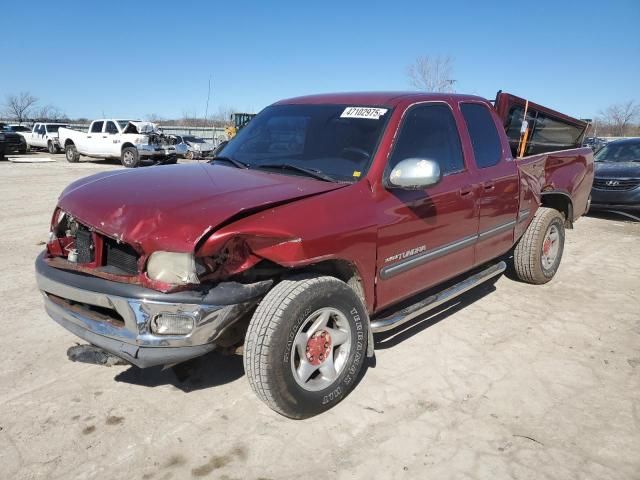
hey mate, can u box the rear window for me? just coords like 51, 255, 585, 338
460, 103, 502, 168
504, 106, 584, 156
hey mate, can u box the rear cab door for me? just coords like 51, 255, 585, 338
83, 120, 105, 154
457, 101, 519, 265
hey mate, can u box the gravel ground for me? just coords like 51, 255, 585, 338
0, 154, 638, 480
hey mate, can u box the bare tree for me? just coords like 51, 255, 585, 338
212, 104, 236, 126
34, 104, 66, 121
598, 100, 639, 136
406, 55, 456, 93
145, 113, 165, 123
4, 92, 39, 123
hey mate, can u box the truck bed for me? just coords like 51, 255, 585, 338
515, 147, 594, 237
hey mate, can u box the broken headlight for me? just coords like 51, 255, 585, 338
146, 252, 203, 285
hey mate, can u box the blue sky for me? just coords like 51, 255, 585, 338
1, 0, 638, 120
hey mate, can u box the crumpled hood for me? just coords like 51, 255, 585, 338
594, 161, 640, 178
58, 163, 344, 253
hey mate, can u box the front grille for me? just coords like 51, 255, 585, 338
75, 229, 94, 263
104, 238, 139, 275
593, 178, 640, 191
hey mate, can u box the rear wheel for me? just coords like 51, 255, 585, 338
121, 147, 140, 168
244, 275, 368, 419
65, 144, 80, 163
513, 207, 565, 284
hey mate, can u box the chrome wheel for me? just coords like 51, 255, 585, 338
290, 307, 352, 392
541, 224, 560, 270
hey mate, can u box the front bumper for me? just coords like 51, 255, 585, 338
590, 186, 640, 211
137, 144, 176, 159
35, 253, 271, 368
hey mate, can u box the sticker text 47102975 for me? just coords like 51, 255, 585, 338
340, 107, 388, 120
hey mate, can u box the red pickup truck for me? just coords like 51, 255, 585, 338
36, 91, 594, 418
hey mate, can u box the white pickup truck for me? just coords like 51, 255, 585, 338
26, 123, 68, 153
58, 119, 177, 168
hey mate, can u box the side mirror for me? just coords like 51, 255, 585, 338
387, 158, 442, 190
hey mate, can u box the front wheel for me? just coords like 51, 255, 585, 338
47, 141, 57, 154
244, 275, 368, 419
513, 207, 565, 284
121, 147, 140, 168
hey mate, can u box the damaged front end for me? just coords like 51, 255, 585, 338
123, 121, 176, 160
36, 209, 275, 368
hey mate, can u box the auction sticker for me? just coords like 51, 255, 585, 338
341, 107, 388, 120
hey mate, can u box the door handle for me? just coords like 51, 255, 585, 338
87, 135, 92, 138
459, 186, 474, 197
483, 182, 495, 191
102, 135, 108, 138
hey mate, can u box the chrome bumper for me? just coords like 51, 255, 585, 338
35, 253, 270, 367
137, 144, 176, 158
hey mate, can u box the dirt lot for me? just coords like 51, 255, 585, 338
0, 153, 638, 480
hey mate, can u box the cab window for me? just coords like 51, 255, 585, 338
105, 121, 118, 134
460, 103, 502, 168
91, 121, 104, 133
388, 103, 464, 175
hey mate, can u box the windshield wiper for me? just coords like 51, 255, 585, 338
210, 156, 249, 169
257, 163, 336, 182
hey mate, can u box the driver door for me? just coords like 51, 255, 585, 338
375, 102, 480, 310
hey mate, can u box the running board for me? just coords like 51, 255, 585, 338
370, 261, 506, 333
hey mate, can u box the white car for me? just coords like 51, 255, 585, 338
173, 135, 216, 159
26, 123, 68, 153
58, 119, 177, 168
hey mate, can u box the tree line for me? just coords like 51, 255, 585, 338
1, 92, 236, 128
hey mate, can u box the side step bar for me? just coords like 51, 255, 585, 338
370, 261, 506, 333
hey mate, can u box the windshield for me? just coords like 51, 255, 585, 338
11, 126, 30, 132
184, 136, 206, 143
218, 104, 391, 181
595, 141, 640, 162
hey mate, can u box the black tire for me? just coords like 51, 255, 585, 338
121, 147, 140, 168
513, 207, 565, 284
244, 275, 368, 419
47, 141, 57, 154
185, 150, 194, 160
165, 155, 177, 164
65, 144, 80, 163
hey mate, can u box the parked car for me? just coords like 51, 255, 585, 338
0, 123, 28, 157
25, 123, 68, 153
58, 119, 177, 167
4, 124, 32, 134
590, 137, 640, 211
173, 135, 215, 159
36, 91, 593, 418
583, 137, 608, 152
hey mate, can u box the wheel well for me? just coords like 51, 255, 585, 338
295, 259, 366, 303
64, 139, 74, 147
121, 142, 135, 151
541, 192, 573, 228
